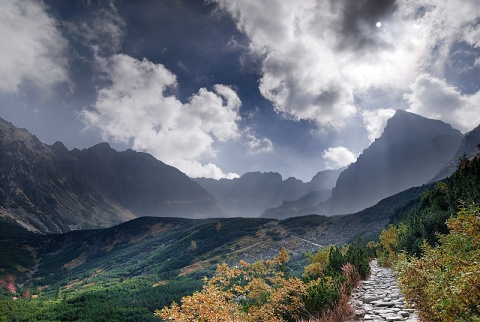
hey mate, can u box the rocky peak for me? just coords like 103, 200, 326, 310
329, 111, 462, 215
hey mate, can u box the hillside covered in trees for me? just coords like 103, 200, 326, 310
378, 151, 480, 321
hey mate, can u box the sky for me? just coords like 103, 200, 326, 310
0, 0, 479, 181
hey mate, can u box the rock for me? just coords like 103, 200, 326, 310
385, 314, 404, 321
355, 309, 365, 318
364, 296, 380, 303
373, 301, 395, 307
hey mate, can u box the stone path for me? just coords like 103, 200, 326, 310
348, 260, 418, 321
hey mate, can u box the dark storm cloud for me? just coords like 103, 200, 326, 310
335, 0, 397, 52
119, 0, 252, 102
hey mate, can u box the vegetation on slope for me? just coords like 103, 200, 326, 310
0, 216, 313, 321
0, 213, 373, 322
157, 244, 372, 321
378, 153, 480, 321
5, 152, 475, 321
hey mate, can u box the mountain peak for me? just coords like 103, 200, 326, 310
88, 142, 114, 152
330, 112, 462, 215
0, 118, 224, 233
51, 141, 68, 152
385, 110, 458, 134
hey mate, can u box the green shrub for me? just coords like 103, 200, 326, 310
303, 276, 341, 316
396, 205, 480, 322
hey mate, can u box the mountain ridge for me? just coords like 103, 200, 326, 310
194, 169, 342, 217
0, 118, 223, 234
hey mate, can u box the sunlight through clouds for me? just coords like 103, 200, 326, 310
405, 74, 480, 133
213, 0, 480, 135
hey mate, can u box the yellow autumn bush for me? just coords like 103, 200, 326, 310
156, 247, 307, 322
378, 224, 406, 266
157, 242, 373, 322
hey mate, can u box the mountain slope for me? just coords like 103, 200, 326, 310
0, 179, 429, 287
308, 169, 344, 191
430, 124, 480, 182
261, 190, 331, 219
0, 119, 135, 233
330, 110, 462, 215
0, 118, 222, 233
72, 143, 223, 218
0, 176, 432, 320
195, 169, 341, 217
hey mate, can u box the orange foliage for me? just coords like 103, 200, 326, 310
156, 247, 307, 322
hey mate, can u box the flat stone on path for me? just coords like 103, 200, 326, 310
348, 260, 419, 322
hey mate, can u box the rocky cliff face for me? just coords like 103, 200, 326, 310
329, 110, 462, 215
0, 118, 223, 233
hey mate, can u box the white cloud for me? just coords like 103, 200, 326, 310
173, 160, 239, 179
212, 0, 480, 130
81, 54, 242, 179
322, 146, 358, 170
243, 128, 274, 154
362, 108, 396, 143
464, 24, 480, 48
405, 74, 480, 132
0, 0, 68, 93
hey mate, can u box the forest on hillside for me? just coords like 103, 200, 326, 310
378, 153, 480, 321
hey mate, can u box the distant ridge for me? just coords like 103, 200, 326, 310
0, 117, 223, 233
195, 169, 342, 217
260, 190, 331, 219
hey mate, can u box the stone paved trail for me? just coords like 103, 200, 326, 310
348, 260, 419, 321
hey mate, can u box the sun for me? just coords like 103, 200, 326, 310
376, 21, 382, 28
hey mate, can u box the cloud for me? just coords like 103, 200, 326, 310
243, 128, 274, 154
0, 0, 68, 93
336, 0, 397, 52
65, 1, 125, 57
322, 146, 358, 169
212, 0, 480, 131
81, 54, 242, 179
405, 74, 480, 132
464, 24, 480, 48
362, 108, 396, 142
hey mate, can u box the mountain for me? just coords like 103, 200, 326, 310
195, 169, 342, 217
329, 110, 462, 215
71, 143, 223, 219
258, 169, 344, 219
0, 174, 429, 320
261, 190, 331, 219
430, 124, 480, 182
0, 118, 222, 234
1, 179, 428, 288
308, 169, 344, 191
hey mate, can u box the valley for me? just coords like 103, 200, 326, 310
0, 111, 479, 321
